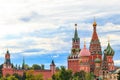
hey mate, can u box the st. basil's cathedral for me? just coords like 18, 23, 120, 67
68, 19, 115, 79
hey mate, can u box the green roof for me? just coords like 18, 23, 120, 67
104, 43, 114, 56
94, 58, 101, 63
7, 50, 10, 54
73, 25, 79, 41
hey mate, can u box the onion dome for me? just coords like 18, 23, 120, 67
94, 58, 101, 63
93, 21, 97, 27
79, 40, 90, 57
93, 17, 97, 27
104, 42, 114, 56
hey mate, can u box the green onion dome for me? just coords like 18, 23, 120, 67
94, 58, 101, 63
104, 43, 114, 56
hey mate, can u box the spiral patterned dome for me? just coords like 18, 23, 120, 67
104, 43, 114, 56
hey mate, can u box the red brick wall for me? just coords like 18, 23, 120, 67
68, 59, 79, 73
2, 68, 56, 80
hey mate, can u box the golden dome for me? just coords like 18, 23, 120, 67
93, 21, 97, 27
93, 17, 97, 27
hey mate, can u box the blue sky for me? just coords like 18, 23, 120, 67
0, 0, 120, 69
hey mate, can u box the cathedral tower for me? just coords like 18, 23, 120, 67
89, 18, 102, 72
104, 40, 115, 71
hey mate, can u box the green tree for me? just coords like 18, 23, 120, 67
13, 73, 22, 80
47, 78, 52, 80
22, 72, 26, 80
35, 74, 43, 80
73, 70, 86, 80
6, 74, 10, 77
25, 70, 35, 80
0, 64, 3, 78
25, 70, 44, 80
24, 64, 30, 70
118, 71, 120, 80
32, 64, 41, 70
85, 73, 92, 80
59, 66, 72, 80
52, 66, 72, 80
52, 72, 60, 80
41, 64, 44, 70
56, 67, 60, 71
0, 77, 7, 80
7, 76, 18, 80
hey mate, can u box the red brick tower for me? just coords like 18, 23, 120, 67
3, 50, 12, 69
68, 24, 80, 73
50, 60, 56, 75
89, 18, 102, 72
79, 41, 91, 72
2, 50, 13, 76
104, 40, 115, 71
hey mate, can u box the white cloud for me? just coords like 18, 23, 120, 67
52, 54, 59, 58
114, 60, 120, 66
0, 0, 119, 58
99, 23, 120, 33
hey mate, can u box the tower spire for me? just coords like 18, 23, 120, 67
90, 17, 102, 54
91, 17, 99, 41
74, 24, 78, 39
84, 39, 86, 48
93, 16, 97, 27
69, 23, 80, 56
89, 18, 102, 72
108, 36, 110, 44
51, 60, 55, 66
22, 57, 25, 69
6, 49, 9, 54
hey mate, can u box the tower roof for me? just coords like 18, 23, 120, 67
6, 50, 10, 54
22, 57, 25, 69
73, 24, 79, 40
91, 18, 98, 40
104, 42, 114, 56
89, 18, 102, 55
5, 50, 11, 64
51, 60, 55, 66
94, 58, 101, 63
79, 41, 90, 57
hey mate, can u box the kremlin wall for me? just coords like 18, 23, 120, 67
1, 19, 119, 80
2, 50, 56, 80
